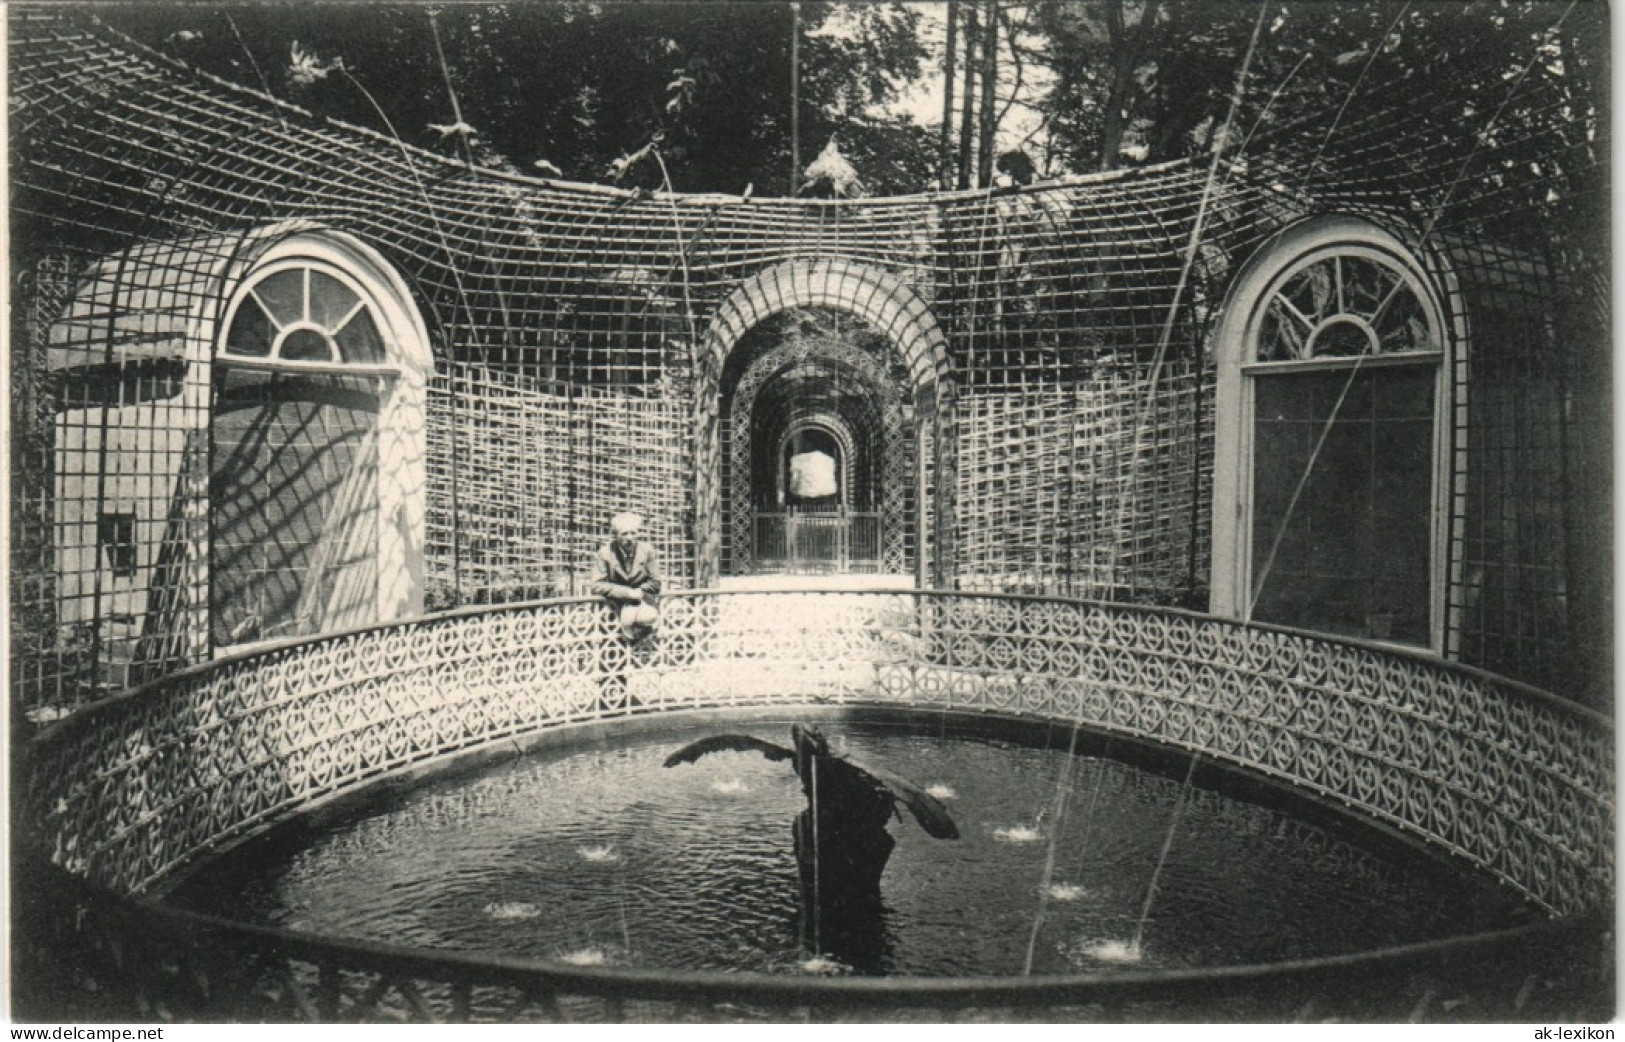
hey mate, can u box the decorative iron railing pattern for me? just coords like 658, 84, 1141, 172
17, 591, 1613, 1021
14, 856, 1611, 1023
24, 592, 1610, 914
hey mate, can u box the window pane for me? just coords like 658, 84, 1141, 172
1250, 365, 1435, 645
1258, 301, 1306, 362
224, 295, 274, 357
1376, 289, 1431, 354
210, 370, 380, 645
309, 271, 361, 330
1312, 318, 1370, 358
254, 269, 306, 326
98, 512, 138, 578
334, 309, 386, 363
1258, 251, 1435, 363
280, 328, 334, 362
1341, 257, 1397, 319
1281, 261, 1334, 326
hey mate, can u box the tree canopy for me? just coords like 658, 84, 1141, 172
95, 2, 1602, 197
99, 1, 934, 196
995, 1, 1601, 177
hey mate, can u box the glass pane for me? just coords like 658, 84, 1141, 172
1257, 301, 1305, 362
1281, 261, 1335, 326
1311, 318, 1370, 358
1258, 252, 1435, 363
280, 328, 334, 362
224, 295, 274, 357
1341, 257, 1397, 320
1250, 365, 1435, 645
309, 271, 361, 330
210, 372, 380, 646
1376, 289, 1431, 354
335, 309, 387, 364
254, 269, 306, 326
98, 512, 138, 577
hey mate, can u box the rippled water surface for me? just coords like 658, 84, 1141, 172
167, 722, 1533, 977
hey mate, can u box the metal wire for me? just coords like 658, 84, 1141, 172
7, 6, 1607, 722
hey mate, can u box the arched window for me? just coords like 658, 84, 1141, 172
1211, 216, 1455, 650
210, 232, 429, 650
222, 259, 392, 366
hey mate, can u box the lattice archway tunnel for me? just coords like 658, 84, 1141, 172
694, 259, 953, 588
726, 335, 911, 577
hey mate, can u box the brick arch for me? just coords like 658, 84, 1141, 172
694, 259, 955, 587
698, 260, 951, 393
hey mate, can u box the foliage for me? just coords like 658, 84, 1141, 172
95, 1, 1602, 204
1022, 0, 1602, 174
99, 2, 935, 196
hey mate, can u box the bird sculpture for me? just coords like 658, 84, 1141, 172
664, 725, 957, 927
797, 138, 865, 199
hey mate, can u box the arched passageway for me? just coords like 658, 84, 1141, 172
722, 310, 913, 577
695, 260, 952, 588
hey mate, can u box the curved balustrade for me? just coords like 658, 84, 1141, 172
17, 591, 1614, 1021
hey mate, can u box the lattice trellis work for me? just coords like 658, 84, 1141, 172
1441, 240, 1612, 703
956, 358, 1209, 601
426, 363, 692, 606
8, 3, 1609, 719
726, 333, 912, 575
10, 228, 262, 721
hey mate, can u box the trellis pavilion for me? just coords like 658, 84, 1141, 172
8, 4, 1612, 1024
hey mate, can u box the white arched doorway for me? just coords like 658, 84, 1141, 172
780, 420, 851, 507
754, 415, 868, 573
209, 229, 432, 650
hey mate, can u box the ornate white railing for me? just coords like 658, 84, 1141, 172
24, 591, 1611, 916
16, 591, 1613, 1022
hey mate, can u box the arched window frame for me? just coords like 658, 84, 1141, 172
220, 258, 397, 373
211, 229, 433, 650
1209, 215, 1464, 654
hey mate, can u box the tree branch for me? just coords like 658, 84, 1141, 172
994, 2, 1030, 134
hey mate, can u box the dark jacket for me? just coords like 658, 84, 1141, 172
591, 541, 661, 605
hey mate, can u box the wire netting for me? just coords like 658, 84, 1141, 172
8, 4, 1609, 724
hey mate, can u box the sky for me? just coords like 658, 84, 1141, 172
834, 2, 1054, 159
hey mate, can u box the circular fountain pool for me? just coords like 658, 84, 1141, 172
164, 716, 1537, 979
21, 593, 1611, 1019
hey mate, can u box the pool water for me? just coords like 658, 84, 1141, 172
165, 721, 1535, 977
